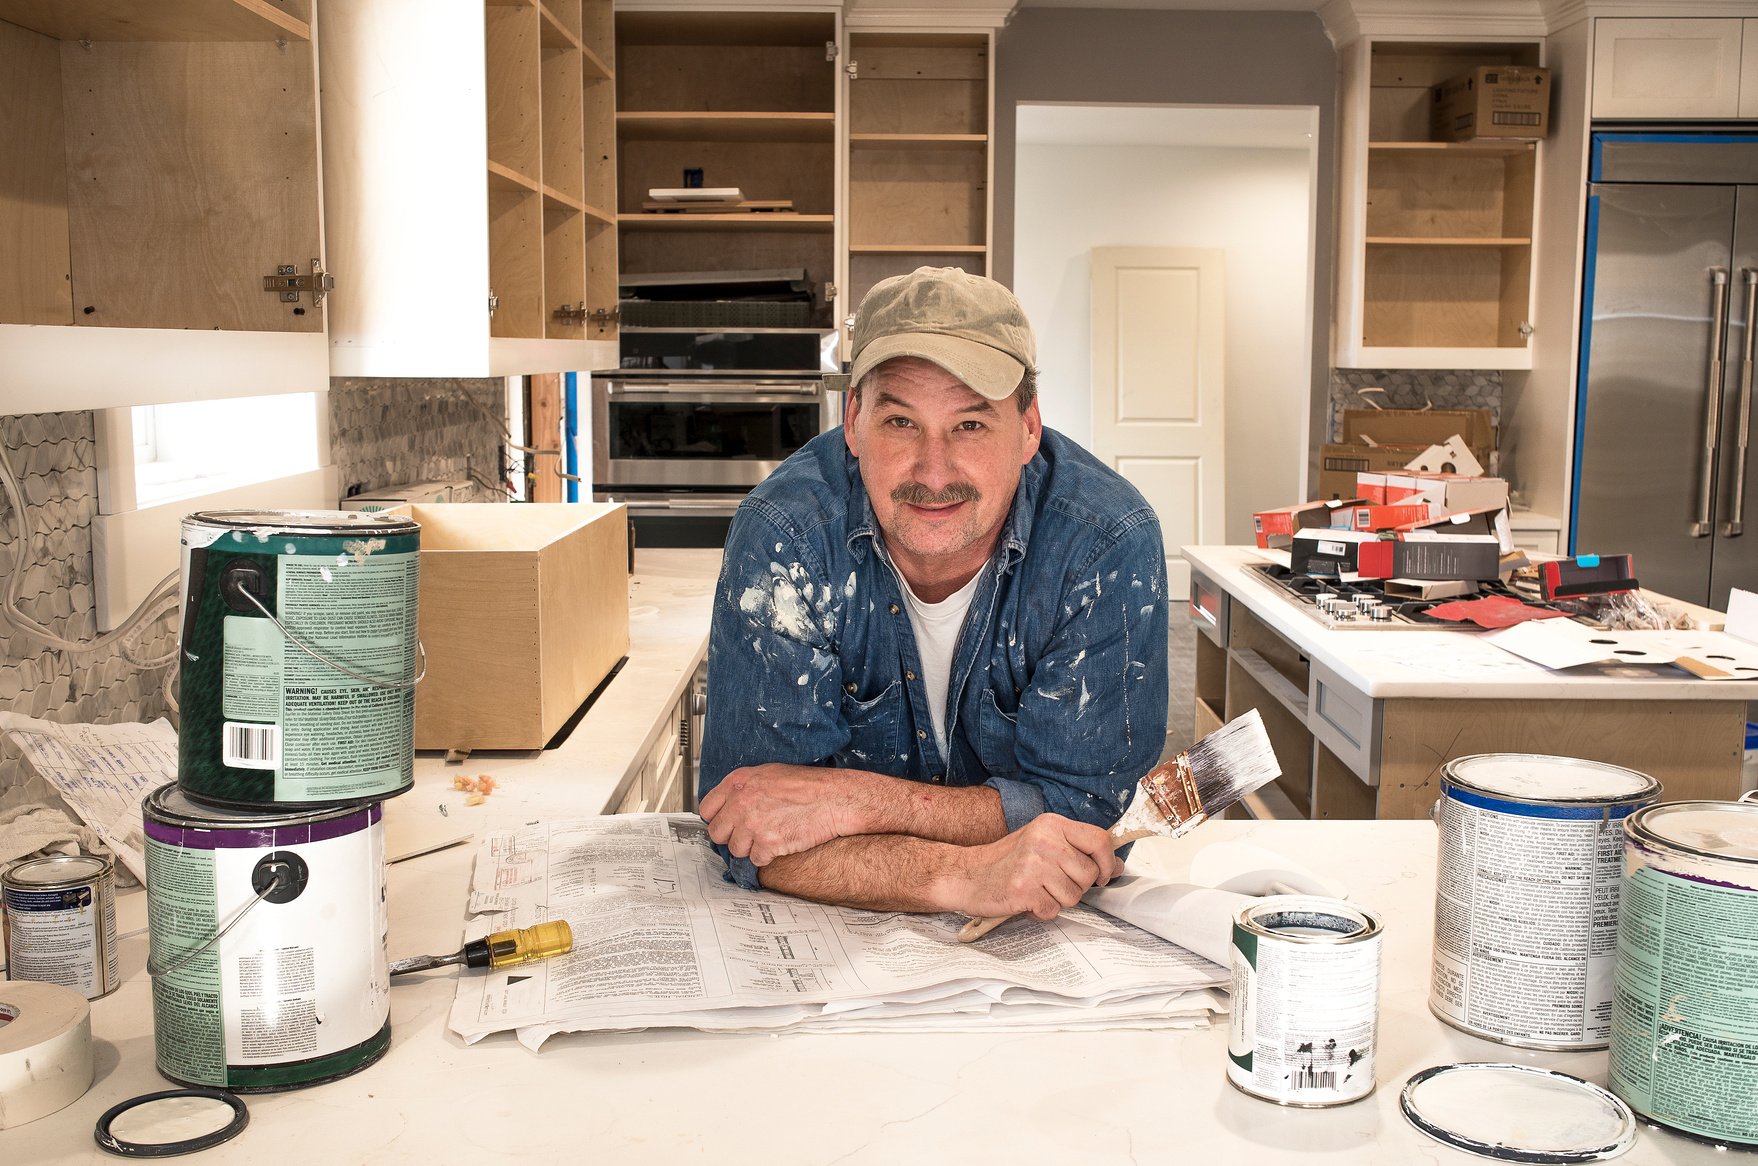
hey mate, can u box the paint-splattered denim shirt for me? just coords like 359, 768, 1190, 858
699, 427, 1170, 890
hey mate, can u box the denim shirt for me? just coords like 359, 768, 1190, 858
699, 427, 1170, 890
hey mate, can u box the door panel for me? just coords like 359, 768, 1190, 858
1090, 247, 1225, 601
1711, 185, 1758, 609
1575, 183, 1733, 607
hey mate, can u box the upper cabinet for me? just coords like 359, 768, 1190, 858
843, 29, 993, 334
0, 0, 329, 413
1334, 37, 1545, 371
1592, 18, 1755, 121
320, 0, 619, 378
614, 9, 840, 330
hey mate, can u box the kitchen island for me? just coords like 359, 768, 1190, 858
1183, 544, 1758, 820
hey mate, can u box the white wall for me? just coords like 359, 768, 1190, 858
1014, 142, 1314, 544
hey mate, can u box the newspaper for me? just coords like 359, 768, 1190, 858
447, 814, 1229, 1049
0, 712, 177, 882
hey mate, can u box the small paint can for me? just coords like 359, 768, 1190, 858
2, 854, 119, 1000
178, 509, 421, 809
1607, 798, 1758, 1149
1430, 753, 1660, 1050
143, 783, 389, 1092
1227, 895, 1383, 1107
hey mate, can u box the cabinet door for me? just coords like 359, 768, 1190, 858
1744, 20, 1758, 119
1593, 18, 1743, 120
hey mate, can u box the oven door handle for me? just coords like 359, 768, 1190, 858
604, 381, 822, 398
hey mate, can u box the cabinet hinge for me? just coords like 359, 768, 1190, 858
262, 259, 333, 306
552, 304, 587, 323
845, 60, 858, 79
488, 292, 500, 316
825, 282, 839, 301
592, 306, 620, 324
826, 40, 838, 62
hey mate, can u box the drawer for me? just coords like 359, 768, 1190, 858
1309, 660, 1380, 785
1189, 567, 1229, 647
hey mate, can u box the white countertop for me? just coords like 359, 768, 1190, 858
1183, 544, 1758, 701
10, 819, 1735, 1165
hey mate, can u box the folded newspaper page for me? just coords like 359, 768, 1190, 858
446, 814, 1228, 1049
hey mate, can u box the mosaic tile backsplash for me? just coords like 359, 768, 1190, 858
1328, 369, 1503, 441
329, 377, 511, 503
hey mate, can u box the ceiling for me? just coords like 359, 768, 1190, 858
1016, 104, 1318, 150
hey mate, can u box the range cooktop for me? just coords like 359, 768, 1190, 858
1245, 563, 1549, 631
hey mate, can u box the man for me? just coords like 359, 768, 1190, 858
698, 266, 1169, 925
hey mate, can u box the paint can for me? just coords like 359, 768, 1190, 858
2, 855, 118, 1000
1430, 753, 1660, 1050
143, 783, 389, 1092
178, 509, 421, 809
1607, 798, 1758, 1149
1227, 895, 1382, 1107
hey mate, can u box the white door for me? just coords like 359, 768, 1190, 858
1089, 246, 1226, 601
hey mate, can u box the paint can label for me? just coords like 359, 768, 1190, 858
1431, 790, 1631, 1047
1228, 900, 1381, 1106
146, 812, 389, 1089
1608, 863, 1758, 1145
180, 522, 419, 805
2, 859, 118, 1000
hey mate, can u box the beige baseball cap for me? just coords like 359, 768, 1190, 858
827, 266, 1036, 401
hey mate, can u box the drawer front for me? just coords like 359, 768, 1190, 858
1188, 566, 1229, 646
1309, 661, 1380, 785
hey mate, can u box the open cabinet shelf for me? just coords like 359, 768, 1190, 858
1336, 37, 1544, 369
844, 29, 992, 320
0, 0, 328, 411
320, 0, 618, 375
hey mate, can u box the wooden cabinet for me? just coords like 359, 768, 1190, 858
320, 0, 619, 378
1591, 17, 1747, 121
844, 30, 992, 324
1335, 38, 1544, 371
614, 687, 691, 815
614, 10, 839, 326
0, 0, 329, 412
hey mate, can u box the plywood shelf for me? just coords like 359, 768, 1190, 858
489, 160, 542, 194
617, 111, 835, 141
1366, 237, 1532, 246
618, 213, 834, 232
1368, 140, 1536, 154
581, 41, 611, 81
0, 0, 310, 42
850, 133, 988, 148
850, 243, 986, 253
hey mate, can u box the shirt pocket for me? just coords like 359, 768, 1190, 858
839, 680, 902, 769
977, 688, 1021, 775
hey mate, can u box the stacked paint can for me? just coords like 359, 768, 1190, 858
143, 510, 420, 1092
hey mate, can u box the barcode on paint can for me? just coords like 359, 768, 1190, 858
1293, 1066, 1338, 1092
223, 722, 281, 770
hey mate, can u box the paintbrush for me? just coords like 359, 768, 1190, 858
956, 708, 1281, 942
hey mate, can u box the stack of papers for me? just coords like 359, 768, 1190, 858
448, 815, 1228, 1049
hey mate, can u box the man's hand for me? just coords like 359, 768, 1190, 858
933, 815, 1122, 921
699, 764, 867, 866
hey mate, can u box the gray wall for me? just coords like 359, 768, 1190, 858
994, 7, 1338, 480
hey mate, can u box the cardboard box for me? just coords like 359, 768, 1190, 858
393, 502, 630, 751
1431, 66, 1551, 143
1410, 474, 1509, 513
1318, 408, 1497, 501
1291, 529, 1383, 577
1253, 498, 1361, 549
1352, 502, 1435, 532
1397, 505, 1515, 552
1360, 533, 1503, 582
340, 481, 464, 512
1383, 577, 1480, 601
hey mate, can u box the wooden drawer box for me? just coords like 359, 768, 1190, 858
399, 502, 629, 751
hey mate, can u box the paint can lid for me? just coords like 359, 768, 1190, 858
94, 1088, 249, 1157
184, 508, 420, 538
1443, 753, 1659, 805
2, 852, 110, 887
1627, 799, 1758, 864
1401, 1063, 1635, 1162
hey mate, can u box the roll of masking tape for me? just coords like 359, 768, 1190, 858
0, 980, 94, 1128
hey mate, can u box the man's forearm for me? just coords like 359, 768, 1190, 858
755, 834, 964, 912
846, 770, 1008, 844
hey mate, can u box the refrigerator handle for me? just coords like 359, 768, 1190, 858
1692, 268, 1731, 538
1724, 268, 1757, 538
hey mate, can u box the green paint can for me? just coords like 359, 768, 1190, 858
178, 509, 421, 808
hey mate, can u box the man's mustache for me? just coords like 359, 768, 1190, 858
892, 482, 980, 506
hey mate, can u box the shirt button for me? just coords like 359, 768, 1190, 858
905, 670, 916, 681
844, 682, 857, 694
916, 729, 927, 740
888, 603, 901, 615
930, 774, 944, 784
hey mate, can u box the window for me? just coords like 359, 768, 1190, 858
128, 393, 323, 508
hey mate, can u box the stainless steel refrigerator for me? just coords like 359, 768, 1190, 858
1573, 132, 1758, 610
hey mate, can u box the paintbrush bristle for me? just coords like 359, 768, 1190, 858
1112, 709, 1281, 839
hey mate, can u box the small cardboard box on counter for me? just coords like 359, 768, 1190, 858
1430, 66, 1551, 143
1318, 408, 1495, 501
1351, 501, 1435, 532
390, 502, 630, 752
1396, 505, 1515, 552
1253, 498, 1361, 549
1290, 529, 1382, 576
1359, 533, 1504, 582
1410, 474, 1509, 514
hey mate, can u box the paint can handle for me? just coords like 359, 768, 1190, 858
238, 589, 426, 690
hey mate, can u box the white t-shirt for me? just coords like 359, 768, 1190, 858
893, 567, 983, 757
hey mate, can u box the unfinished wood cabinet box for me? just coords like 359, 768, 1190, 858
319, 0, 618, 377
614, 9, 838, 316
0, 0, 329, 412
846, 31, 992, 316
1336, 37, 1544, 370
399, 502, 629, 752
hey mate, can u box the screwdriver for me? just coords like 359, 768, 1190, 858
389, 920, 573, 976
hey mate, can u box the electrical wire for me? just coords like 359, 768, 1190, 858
0, 441, 181, 668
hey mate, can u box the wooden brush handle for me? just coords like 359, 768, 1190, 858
955, 828, 1156, 943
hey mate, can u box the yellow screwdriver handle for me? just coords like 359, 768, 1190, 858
484, 920, 574, 969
